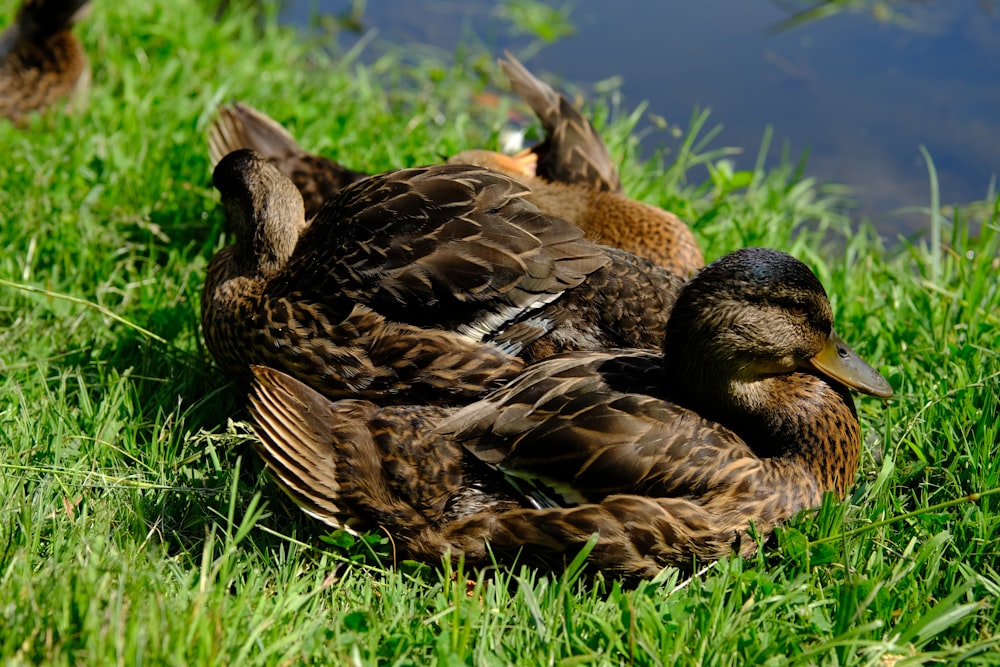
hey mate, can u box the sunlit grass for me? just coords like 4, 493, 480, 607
1, 0, 998, 663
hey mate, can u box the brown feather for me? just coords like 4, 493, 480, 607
243, 249, 892, 577
207, 102, 368, 219
450, 53, 704, 277
203, 151, 684, 404
499, 51, 621, 193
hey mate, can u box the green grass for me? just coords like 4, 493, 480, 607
1, 0, 998, 664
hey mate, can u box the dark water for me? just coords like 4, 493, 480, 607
278, 1, 1000, 238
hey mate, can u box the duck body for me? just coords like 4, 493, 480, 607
0, 0, 90, 124
203, 149, 682, 404
247, 248, 893, 577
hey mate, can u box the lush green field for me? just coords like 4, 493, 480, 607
1, 0, 997, 664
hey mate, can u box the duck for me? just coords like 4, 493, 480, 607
203, 149, 683, 404
205, 53, 702, 276
449, 52, 704, 277
0, 0, 90, 124
247, 247, 893, 577
207, 101, 368, 220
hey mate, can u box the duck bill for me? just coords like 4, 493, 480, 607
805, 330, 894, 398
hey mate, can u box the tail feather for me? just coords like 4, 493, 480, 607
499, 52, 561, 131
247, 365, 440, 538
248, 365, 365, 530
208, 102, 369, 218
208, 102, 303, 167
499, 51, 621, 193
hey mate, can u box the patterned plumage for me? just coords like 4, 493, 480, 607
207, 102, 368, 220
205, 52, 702, 276
202, 149, 683, 404
499, 52, 622, 194
450, 52, 704, 277
0, 0, 90, 124
247, 248, 893, 577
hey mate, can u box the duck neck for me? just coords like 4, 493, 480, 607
222, 200, 300, 279
663, 354, 861, 497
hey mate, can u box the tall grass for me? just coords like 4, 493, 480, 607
1, 0, 997, 663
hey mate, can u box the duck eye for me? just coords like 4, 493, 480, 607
789, 305, 807, 316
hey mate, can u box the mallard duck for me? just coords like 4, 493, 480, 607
247, 247, 892, 577
206, 54, 702, 277
0, 0, 90, 124
207, 102, 368, 220
450, 53, 704, 277
203, 149, 682, 404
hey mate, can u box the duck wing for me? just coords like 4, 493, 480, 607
443, 350, 762, 507
513, 245, 683, 360
248, 364, 815, 577
248, 365, 522, 533
277, 163, 609, 353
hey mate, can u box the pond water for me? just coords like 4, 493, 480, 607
277, 1, 1000, 239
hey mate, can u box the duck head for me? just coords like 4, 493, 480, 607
10, 0, 91, 42
662, 247, 892, 415
212, 149, 306, 278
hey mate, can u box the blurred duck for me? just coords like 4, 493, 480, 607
247, 247, 893, 577
0, 0, 90, 124
203, 149, 683, 404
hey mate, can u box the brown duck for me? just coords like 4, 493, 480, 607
203, 149, 683, 404
247, 247, 893, 577
450, 53, 704, 277
207, 101, 368, 220
0, 0, 90, 124
206, 54, 702, 276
